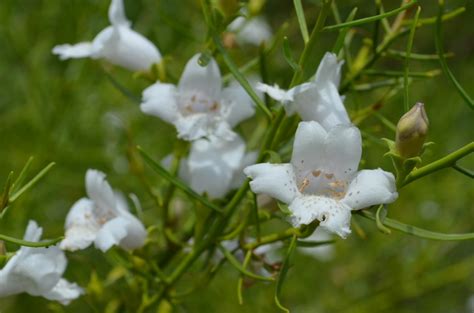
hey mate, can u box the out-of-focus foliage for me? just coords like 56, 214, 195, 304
0, 0, 473, 312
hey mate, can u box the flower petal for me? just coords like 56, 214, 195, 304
186, 136, 245, 198
61, 198, 99, 251
342, 169, 398, 210
94, 217, 128, 252
293, 83, 350, 130
108, 0, 131, 27
291, 121, 327, 173
86, 169, 117, 216
52, 42, 94, 60
141, 82, 178, 124
175, 114, 235, 141
244, 163, 300, 204
313, 52, 344, 87
42, 279, 84, 305
323, 124, 362, 181
221, 81, 255, 127
178, 54, 222, 100
288, 195, 352, 238
256, 83, 294, 103
92, 26, 161, 71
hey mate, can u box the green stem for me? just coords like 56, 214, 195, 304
403, 6, 421, 112
213, 35, 273, 119
9, 162, 55, 203
359, 210, 474, 241
323, 1, 417, 31
217, 245, 274, 282
402, 142, 474, 186
293, 0, 309, 43
0, 234, 63, 248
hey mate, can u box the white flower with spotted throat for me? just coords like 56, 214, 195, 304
60, 169, 147, 252
0, 221, 83, 305
257, 52, 349, 130
244, 121, 398, 238
52, 0, 161, 71
141, 54, 255, 141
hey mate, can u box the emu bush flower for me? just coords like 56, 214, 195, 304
171, 135, 256, 199
257, 52, 350, 130
244, 121, 398, 238
60, 169, 146, 252
141, 54, 255, 141
0, 221, 83, 305
52, 0, 161, 71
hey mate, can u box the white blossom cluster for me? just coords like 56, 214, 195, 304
0, 0, 398, 305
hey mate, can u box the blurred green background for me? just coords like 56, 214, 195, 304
0, 0, 473, 312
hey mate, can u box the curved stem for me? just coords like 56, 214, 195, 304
402, 142, 473, 186
0, 234, 63, 248
359, 210, 474, 241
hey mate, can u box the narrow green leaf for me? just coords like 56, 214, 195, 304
435, 1, 473, 109
138, 146, 223, 213
252, 193, 261, 242
9, 162, 55, 203
359, 210, 474, 241
290, 0, 333, 86
385, 49, 454, 61
11, 156, 34, 194
293, 0, 309, 43
103, 70, 141, 103
452, 164, 474, 179
404, 6, 465, 26
331, 7, 358, 54
404, 6, 421, 112
0, 233, 63, 248
218, 245, 274, 282
1, 172, 13, 213
363, 69, 440, 78
296, 240, 334, 247
323, 1, 417, 31
275, 235, 297, 312
282, 37, 300, 72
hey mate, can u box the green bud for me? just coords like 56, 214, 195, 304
0, 240, 5, 256
395, 102, 429, 158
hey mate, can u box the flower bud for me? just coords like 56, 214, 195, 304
0, 240, 5, 256
395, 102, 429, 158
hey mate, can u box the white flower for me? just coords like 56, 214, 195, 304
257, 52, 350, 130
171, 135, 257, 199
227, 13, 272, 46
0, 221, 83, 305
52, 0, 161, 71
60, 169, 147, 252
141, 54, 255, 141
244, 121, 398, 238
